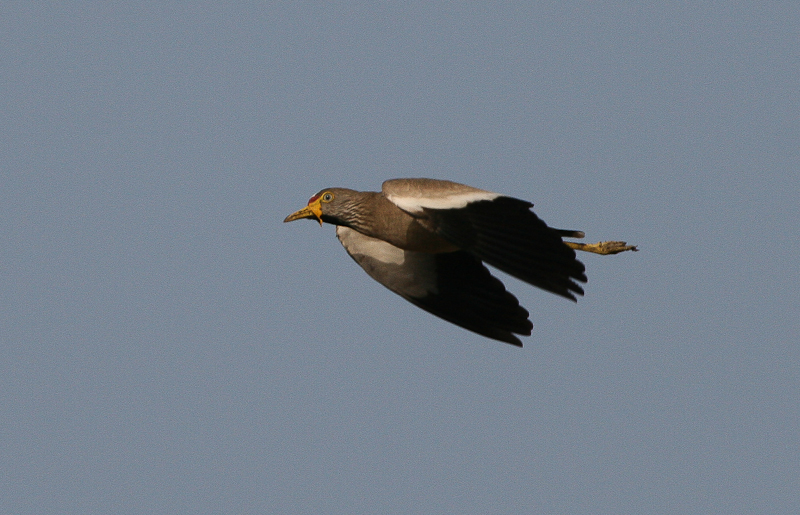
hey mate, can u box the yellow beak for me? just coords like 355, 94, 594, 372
283, 199, 323, 226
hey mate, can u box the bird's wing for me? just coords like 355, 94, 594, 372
336, 226, 532, 346
383, 179, 586, 300
382, 178, 501, 213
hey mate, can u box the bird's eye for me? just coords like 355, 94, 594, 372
322, 192, 334, 202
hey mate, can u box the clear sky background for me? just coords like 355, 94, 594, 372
2, 3, 798, 514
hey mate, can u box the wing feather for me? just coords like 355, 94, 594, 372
419, 196, 587, 300
336, 226, 531, 346
382, 178, 500, 215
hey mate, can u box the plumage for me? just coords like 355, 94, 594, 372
284, 178, 632, 346
383, 178, 501, 213
336, 226, 531, 345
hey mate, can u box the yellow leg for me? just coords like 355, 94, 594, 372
564, 241, 638, 255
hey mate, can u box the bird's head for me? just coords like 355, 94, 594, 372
283, 188, 360, 227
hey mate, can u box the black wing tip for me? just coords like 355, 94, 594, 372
487, 316, 531, 347
444, 315, 530, 347
504, 326, 530, 347
485, 328, 525, 347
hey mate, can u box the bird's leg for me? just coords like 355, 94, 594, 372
564, 241, 638, 255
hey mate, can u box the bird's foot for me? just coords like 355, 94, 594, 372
564, 241, 638, 255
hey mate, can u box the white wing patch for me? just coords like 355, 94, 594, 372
337, 226, 405, 265
382, 178, 500, 215
336, 226, 438, 297
388, 190, 500, 214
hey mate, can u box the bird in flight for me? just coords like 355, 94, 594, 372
284, 178, 636, 346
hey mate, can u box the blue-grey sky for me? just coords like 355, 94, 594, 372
2, 3, 798, 514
